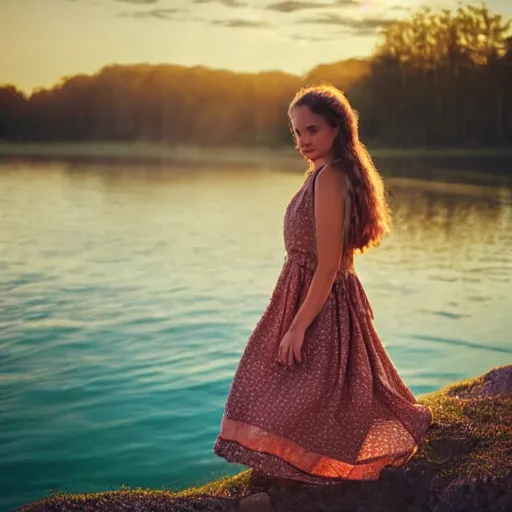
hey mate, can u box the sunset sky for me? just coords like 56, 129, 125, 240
1, 0, 511, 94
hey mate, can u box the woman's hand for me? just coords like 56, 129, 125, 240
277, 328, 305, 368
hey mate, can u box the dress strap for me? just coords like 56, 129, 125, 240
313, 162, 327, 175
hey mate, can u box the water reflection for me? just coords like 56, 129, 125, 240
376, 155, 512, 185
388, 177, 511, 246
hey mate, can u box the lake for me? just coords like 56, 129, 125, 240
1, 156, 511, 511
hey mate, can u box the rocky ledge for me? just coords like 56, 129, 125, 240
16, 365, 512, 512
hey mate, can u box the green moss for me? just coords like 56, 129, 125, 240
173, 469, 254, 498
410, 371, 511, 485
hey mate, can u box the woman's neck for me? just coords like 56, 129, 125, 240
312, 156, 341, 170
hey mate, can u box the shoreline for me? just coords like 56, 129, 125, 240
14, 365, 512, 512
1, 142, 512, 169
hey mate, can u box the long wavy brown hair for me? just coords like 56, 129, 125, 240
288, 84, 391, 254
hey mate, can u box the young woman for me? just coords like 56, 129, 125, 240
213, 84, 433, 485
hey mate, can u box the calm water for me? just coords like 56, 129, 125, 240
1, 158, 511, 511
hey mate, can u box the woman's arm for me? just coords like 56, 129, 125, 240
288, 167, 346, 334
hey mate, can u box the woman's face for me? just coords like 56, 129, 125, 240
289, 105, 339, 164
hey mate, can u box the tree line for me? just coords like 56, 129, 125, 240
0, 2, 510, 148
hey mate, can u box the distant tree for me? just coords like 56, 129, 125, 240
0, 86, 27, 140
363, 2, 512, 147
0, 2, 510, 149
303, 59, 371, 90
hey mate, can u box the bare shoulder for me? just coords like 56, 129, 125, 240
314, 165, 347, 200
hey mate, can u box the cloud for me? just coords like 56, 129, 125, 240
116, 0, 160, 4
267, 1, 332, 12
291, 33, 337, 41
266, 0, 358, 12
118, 7, 182, 19
299, 12, 395, 33
389, 4, 410, 12
193, 0, 246, 7
210, 18, 271, 27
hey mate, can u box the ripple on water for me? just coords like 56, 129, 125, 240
408, 334, 512, 354
1, 162, 511, 512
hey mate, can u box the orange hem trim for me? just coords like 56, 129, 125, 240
219, 417, 418, 480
